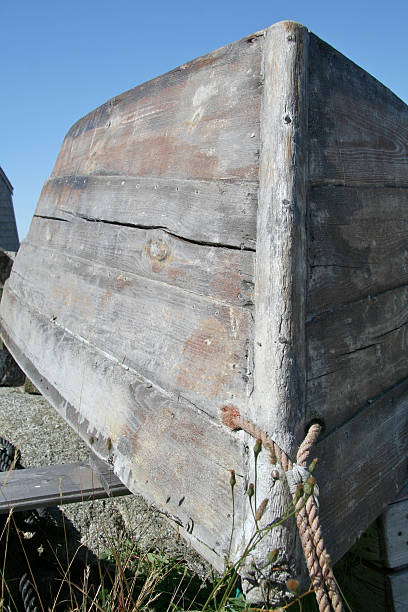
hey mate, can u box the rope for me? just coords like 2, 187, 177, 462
221, 406, 343, 612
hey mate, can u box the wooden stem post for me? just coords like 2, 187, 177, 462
240, 21, 310, 603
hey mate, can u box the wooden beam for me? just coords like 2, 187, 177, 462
0, 455, 130, 513
244, 20, 310, 601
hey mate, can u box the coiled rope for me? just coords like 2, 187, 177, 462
221, 405, 343, 612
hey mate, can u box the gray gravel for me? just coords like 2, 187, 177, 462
0, 386, 210, 576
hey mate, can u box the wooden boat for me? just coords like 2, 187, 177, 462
1, 20, 407, 602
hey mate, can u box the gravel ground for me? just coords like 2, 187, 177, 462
0, 386, 210, 576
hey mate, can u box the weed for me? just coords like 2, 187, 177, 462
0, 438, 354, 611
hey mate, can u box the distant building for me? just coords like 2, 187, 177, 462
0, 167, 19, 252
0, 167, 24, 385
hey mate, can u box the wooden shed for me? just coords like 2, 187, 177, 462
0, 21, 407, 603
0, 167, 19, 253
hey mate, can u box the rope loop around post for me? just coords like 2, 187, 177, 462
221, 405, 344, 612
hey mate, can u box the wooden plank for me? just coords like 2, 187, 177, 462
0, 289, 247, 571
35, 174, 258, 250
308, 185, 408, 313
392, 483, 408, 503
308, 34, 408, 187
316, 378, 408, 564
51, 33, 263, 182
8, 241, 252, 417
381, 498, 408, 569
388, 568, 408, 612
27, 215, 255, 309
0, 456, 130, 513
306, 284, 408, 431
242, 22, 310, 602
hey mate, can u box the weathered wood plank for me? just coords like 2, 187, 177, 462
381, 498, 408, 569
52, 34, 263, 182
393, 483, 408, 503
0, 456, 130, 513
35, 175, 258, 250
2, 22, 407, 596
317, 378, 408, 564
0, 289, 247, 571
9, 240, 252, 416
308, 34, 408, 187
388, 569, 408, 612
307, 284, 408, 430
27, 215, 255, 309
243, 21, 309, 601
308, 185, 408, 313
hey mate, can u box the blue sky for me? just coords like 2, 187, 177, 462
2, 0, 408, 239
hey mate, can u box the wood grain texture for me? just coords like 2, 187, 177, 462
27, 215, 255, 309
307, 284, 408, 431
317, 378, 408, 565
242, 21, 310, 601
0, 28, 264, 576
0, 288, 247, 571
8, 240, 253, 418
51, 34, 262, 182
308, 34, 408, 187
381, 499, 408, 569
2, 20, 408, 593
0, 456, 130, 513
388, 569, 408, 612
308, 185, 408, 313
35, 174, 258, 250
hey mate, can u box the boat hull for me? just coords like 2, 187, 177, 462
1, 20, 407, 601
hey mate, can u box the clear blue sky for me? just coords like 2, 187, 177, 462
2, 0, 408, 240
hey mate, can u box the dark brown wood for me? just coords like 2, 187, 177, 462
0, 455, 130, 513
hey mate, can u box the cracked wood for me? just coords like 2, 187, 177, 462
317, 378, 408, 564
0, 290, 246, 570
9, 240, 253, 418
36, 175, 258, 250
308, 185, 408, 313
28, 216, 255, 309
308, 34, 408, 187
307, 284, 408, 431
52, 35, 262, 183
1, 20, 408, 592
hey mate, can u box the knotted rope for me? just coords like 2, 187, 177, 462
221, 405, 343, 612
